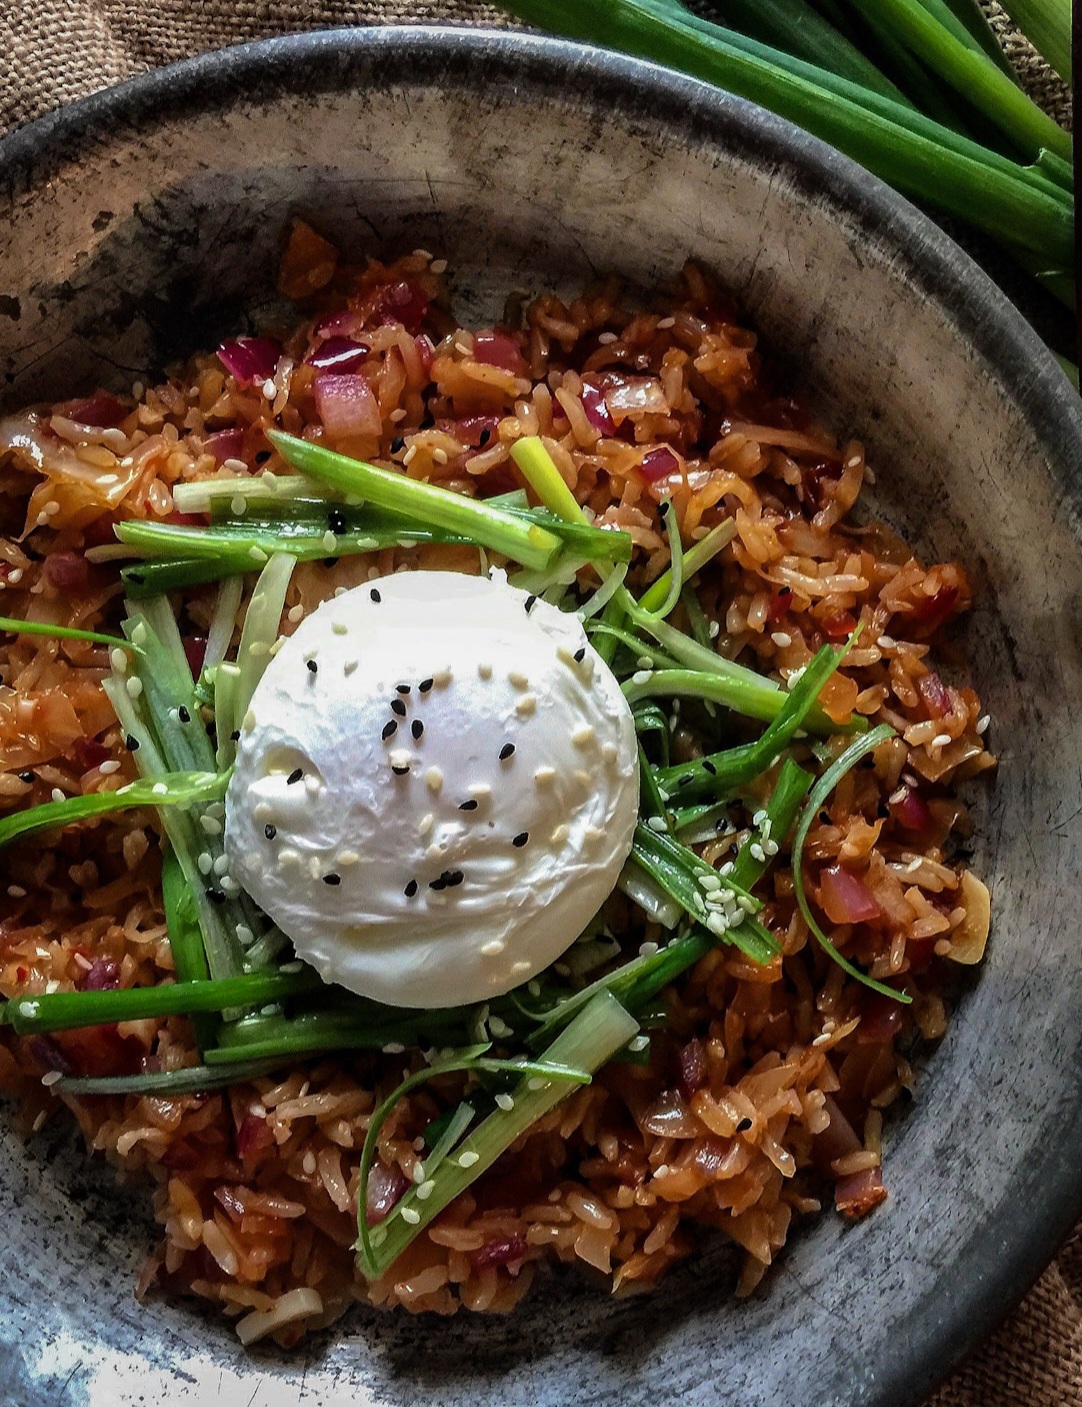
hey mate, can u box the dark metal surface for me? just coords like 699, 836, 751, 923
0, 26, 1080, 1407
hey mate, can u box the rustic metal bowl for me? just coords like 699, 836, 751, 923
0, 26, 1080, 1407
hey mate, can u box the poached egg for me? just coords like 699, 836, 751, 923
224, 571, 639, 1007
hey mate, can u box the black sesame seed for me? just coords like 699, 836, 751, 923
128, 572, 145, 585
230, 729, 241, 742
322, 873, 341, 886
125, 735, 140, 752
206, 888, 226, 905
255, 449, 272, 464
323, 557, 340, 568
573, 647, 586, 663
778, 586, 791, 597
512, 831, 529, 848
459, 799, 478, 811
382, 720, 397, 740
429, 876, 448, 891
404, 879, 418, 897
396, 684, 411, 694
264, 824, 277, 840
478, 428, 491, 446
391, 765, 410, 776
17, 770, 33, 783
445, 869, 464, 888
177, 705, 191, 723
677, 776, 693, 788
287, 768, 303, 785
411, 719, 424, 740
736, 1117, 753, 1133
327, 509, 346, 534
818, 809, 831, 824
860, 753, 876, 768
877, 802, 891, 819
390, 698, 407, 717
499, 743, 515, 761
206, 723, 216, 737
419, 678, 434, 693
702, 760, 717, 776
306, 659, 318, 674
390, 436, 405, 454
524, 594, 538, 613
370, 587, 382, 603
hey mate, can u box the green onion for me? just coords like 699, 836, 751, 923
790, 722, 912, 1001
509, 435, 587, 523
617, 857, 683, 928
1, 968, 324, 1034
267, 431, 563, 572
0, 615, 138, 652
356, 991, 638, 1279
996, 0, 1071, 79
234, 553, 295, 732
497, 0, 1073, 265
54, 1059, 290, 1097
204, 576, 244, 673
161, 845, 216, 1053
0, 770, 225, 850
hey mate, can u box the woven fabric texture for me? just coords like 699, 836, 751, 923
0, 3, 1077, 1404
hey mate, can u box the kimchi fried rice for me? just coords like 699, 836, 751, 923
0, 222, 993, 1345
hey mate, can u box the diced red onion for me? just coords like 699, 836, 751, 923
414, 335, 434, 378
580, 380, 617, 435
307, 336, 371, 373
44, 551, 91, 594
909, 584, 959, 632
435, 414, 501, 449
80, 957, 121, 992
604, 373, 668, 420
472, 330, 525, 375
813, 1095, 862, 1172
641, 1087, 702, 1139
216, 336, 281, 387
73, 737, 110, 772
767, 590, 792, 623
916, 671, 952, 719
678, 1038, 707, 1097
835, 1166, 887, 1218
313, 309, 363, 339
366, 1159, 409, 1224
857, 993, 905, 1044
639, 446, 680, 483
203, 428, 246, 466
473, 1235, 528, 1270
235, 1112, 274, 1160
313, 371, 382, 439
891, 785, 934, 832
57, 391, 131, 429
819, 864, 882, 924
820, 610, 856, 641
801, 460, 843, 512
375, 282, 429, 336
183, 636, 208, 678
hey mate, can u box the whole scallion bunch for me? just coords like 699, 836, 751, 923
495, 0, 1076, 322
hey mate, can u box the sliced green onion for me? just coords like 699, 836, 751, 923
234, 553, 295, 730
54, 1059, 290, 1097
637, 520, 736, 613
0, 770, 225, 850
995, 0, 1071, 79
268, 431, 563, 572
204, 576, 244, 673
790, 723, 912, 1001
617, 857, 683, 928
509, 435, 586, 523
161, 845, 216, 1053
1, 968, 324, 1034
578, 561, 629, 621
0, 615, 138, 652
356, 992, 638, 1279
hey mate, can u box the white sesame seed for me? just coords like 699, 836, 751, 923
197, 852, 213, 875
534, 766, 556, 786
584, 826, 604, 843
213, 854, 230, 877
571, 725, 596, 748
382, 1042, 406, 1054
302, 1151, 318, 1175
528, 980, 541, 997
97, 759, 120, 775
200, 815, 223, 836
697, 872, 722, 892
7, 885, 26, 898
331, 620, 348, 636
481, 939, 506, 956
425, 767, 443, 794
338, 849, 360, 867
515, 694, 537, 717
597, 331, 617, 345
343, 658, 359, 677
457, 1151, 480, 1168
41, 1071, 62, 1087
638, 941, 660, 957
630, 669, 653, 686
931, 733, 952, 748
237, 925, 255, 946
399, 1207, 421, 1225
433, 667, 452, 687
708, 620, 720, 639
628, 1035, 650, 1052
653, 1164, 670, 1179
242, 709, 256, 733
220, 876, 241, 896
488, 1015, 512, 1037
402, 445, 418, 467
601, 743, 619, 765
528, 1077, 546, 1090
878, 634, 897, 650
574, 770, 591, 789
550, 823, 570, 846
495, 1093, 515, 1111
248, 546, 268, 563
511, 960, 531, 974
109, 646, 128, 673
322, 531, 337, 553
749, 843, 766, 863
230, 495, 247, 516
50, 787, 65, 803
430, 258, 448, 274
771, 631, 792, 647
6, 568, 22, 585
416, 1179, 437, 1201
657, 316, 676, 329
977, 715, 990, 735
125, 676, 143, 699
478, 662, 493, 680
508, 671, 529, 689
646, 815, 667, 833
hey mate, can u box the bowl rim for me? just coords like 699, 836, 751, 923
1, 24, 1081, 1407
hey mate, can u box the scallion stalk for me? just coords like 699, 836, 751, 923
0, 615, 138, 652
0, 770, 225, 850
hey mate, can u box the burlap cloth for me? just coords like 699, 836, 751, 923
0, 2, 1077, 1402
